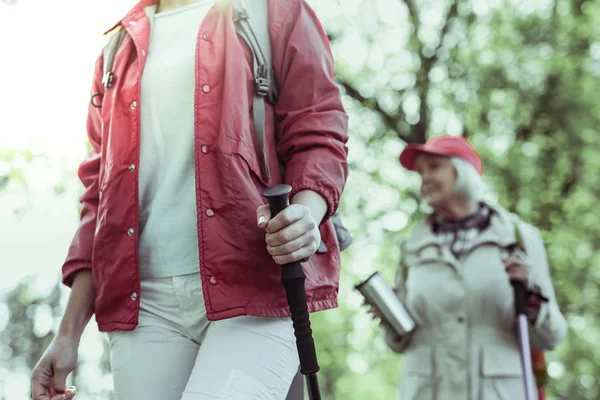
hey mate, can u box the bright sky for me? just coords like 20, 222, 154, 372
0, 0, 136, 293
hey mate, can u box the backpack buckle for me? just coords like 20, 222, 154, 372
255, 77, 270, 97
102, 71, 115, 89
233, 7, 248, 22
255, 65, 271, 97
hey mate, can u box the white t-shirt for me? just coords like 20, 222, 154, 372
138, 1, 214, 279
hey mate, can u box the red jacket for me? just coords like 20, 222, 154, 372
62, 0, 349, 332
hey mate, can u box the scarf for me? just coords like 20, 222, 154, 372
432, 203, 493, 258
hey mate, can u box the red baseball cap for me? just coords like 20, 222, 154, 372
399, 135, 483, 175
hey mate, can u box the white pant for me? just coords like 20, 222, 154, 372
108, 273, 300, 400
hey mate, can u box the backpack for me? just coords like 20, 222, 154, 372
97, 0, 353, 253
398, 216, 547, 399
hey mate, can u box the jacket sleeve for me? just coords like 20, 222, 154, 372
521, 223, 568, 350
61, 54, 104, 287
270, 0, 349, 220
383, 243, 416, 353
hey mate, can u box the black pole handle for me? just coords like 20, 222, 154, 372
262, 185, 321, 382
511, 280, 527, 316
506, 244, 528, 316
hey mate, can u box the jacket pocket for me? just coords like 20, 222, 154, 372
230, 138, 272, 188
400, 346, 439, 400
217, 139, 274, 248
222, 137, 332, 255
479, 346, 524, 400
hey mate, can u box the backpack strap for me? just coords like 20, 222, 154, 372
91, 27, 126, 108
102, 27, 127, 89
510, 213, 527, 254
232, 0, 279, 182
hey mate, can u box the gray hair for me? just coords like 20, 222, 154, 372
451, 156, 484, 201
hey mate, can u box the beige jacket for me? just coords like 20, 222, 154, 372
385, 203, 567, 400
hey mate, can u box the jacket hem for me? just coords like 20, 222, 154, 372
206, 297, 339, 321
94, 297, 338, 332
97, 320, 138, 333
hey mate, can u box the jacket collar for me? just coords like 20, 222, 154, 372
404, 202, 519, 253
103, 0, 229, 35
103, 0, 158, 35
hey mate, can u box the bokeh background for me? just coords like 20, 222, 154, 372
1, 0, 598, 398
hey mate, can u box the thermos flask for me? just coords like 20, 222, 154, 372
355, 271, 416, 338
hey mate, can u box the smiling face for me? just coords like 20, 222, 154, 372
414, 153, 457, 208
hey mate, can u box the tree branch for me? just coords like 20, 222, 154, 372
403, 0, 420, 34
334, 1, 460, 145
437, 1, 459, 54
338, 79, 412, 143
413, 0, 459, 143
515, 74, 560, 141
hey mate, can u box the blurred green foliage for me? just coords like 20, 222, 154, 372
311, 0, 599, 398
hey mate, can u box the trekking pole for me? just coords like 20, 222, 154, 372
262, 184, 322, 400
511, 279, 537, 400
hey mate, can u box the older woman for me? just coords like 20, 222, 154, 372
376, 135, 567, 399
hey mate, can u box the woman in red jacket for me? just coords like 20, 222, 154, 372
31, 0, 348, 399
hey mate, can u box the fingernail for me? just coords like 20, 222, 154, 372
258, 215, 266, 226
